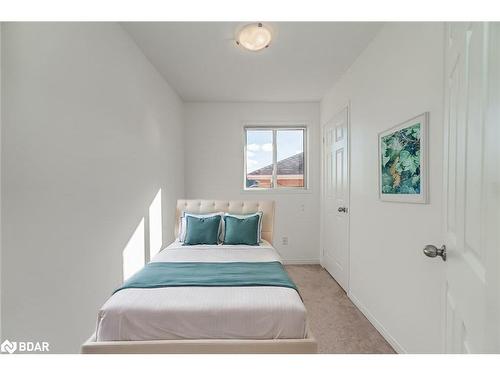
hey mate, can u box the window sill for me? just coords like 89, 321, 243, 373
242, 187, 312, 195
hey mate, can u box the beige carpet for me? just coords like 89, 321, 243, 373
286, 264, 395, 354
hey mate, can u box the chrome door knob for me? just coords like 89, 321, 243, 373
338, 207, 347, 213
423, 244, 447, 261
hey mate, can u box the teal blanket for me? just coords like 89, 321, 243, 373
115, 261, 297, 294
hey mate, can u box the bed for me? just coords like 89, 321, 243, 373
81, 199, 317, 354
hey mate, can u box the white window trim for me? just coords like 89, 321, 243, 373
243, 124, 309, 192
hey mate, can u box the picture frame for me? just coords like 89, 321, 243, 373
378, 112, 428, 203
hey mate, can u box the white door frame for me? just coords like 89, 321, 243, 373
320, 102, 351, 291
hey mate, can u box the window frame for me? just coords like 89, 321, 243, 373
243, 124, 308, 191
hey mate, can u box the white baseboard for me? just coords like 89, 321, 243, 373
348, 292, 406, 354
283, 259, 320, 265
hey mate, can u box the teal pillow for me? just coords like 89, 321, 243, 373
223, 215, 260, 246
184, 215, 221, 245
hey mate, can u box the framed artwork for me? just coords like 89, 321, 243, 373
378, 112, 428, 203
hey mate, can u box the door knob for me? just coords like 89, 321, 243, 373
423, 244, 446, 261
338, 207, 347, 213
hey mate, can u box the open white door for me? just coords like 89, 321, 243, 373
439, 22, 500, 353
322, 105, 349, 291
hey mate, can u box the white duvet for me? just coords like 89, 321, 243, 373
95, 241, 307, 341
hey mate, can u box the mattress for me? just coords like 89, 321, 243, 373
95, 240, 307, 341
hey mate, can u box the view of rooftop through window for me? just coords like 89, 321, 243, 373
245, 128, 305, 189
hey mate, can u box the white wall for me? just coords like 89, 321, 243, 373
0, 22, 3, 341
320, 22, 445, 353
184, 102, 320, 263
1, 23, 185, 352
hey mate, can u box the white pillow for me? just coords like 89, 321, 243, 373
223, 211, 263, 243
178, 212, 224, 243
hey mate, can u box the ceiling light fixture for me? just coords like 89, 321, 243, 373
236, 23, 272, 52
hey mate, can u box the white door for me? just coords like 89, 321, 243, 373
322, 105, 349, 291
440, 22, 500, 353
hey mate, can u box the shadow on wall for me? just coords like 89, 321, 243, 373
122, 189, 163, 280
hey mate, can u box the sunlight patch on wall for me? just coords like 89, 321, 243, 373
149, 189, 163, 259
122, 218, 145, 280
121, 189, 163, 281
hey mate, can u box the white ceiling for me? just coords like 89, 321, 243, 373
122, 22, 383, 102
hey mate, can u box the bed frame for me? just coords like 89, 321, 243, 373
81, 199, 318, 354
81, 331, 317, 354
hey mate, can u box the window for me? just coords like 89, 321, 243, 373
244, 126, 306, 190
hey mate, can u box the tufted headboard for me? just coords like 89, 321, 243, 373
175, 199, 275, 244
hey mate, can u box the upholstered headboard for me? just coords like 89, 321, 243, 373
175, 199, 275, 244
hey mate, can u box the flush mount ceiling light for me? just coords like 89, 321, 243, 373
236, 23, 272, 52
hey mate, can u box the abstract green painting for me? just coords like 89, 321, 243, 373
379, 113, 428, 203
